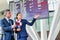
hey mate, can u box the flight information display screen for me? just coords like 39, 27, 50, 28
24, 0, 49, 20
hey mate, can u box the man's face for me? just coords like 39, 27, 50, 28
6, 11, 11, 18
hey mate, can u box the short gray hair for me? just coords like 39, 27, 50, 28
4, 9, 10, 16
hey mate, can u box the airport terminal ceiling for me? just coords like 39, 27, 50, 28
0, 0, 58, 11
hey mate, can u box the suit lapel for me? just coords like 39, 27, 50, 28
4, 18, 11, 25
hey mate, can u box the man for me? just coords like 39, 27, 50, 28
1, 9, 16, 40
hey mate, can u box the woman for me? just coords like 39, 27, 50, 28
14, 13, 39, 40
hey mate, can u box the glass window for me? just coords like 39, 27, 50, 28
48, 0, 57, 11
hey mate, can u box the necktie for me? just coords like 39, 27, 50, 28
8, 20, 12, 25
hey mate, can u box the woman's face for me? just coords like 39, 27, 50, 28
17, 14, 22, 19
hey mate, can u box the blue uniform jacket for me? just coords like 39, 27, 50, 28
1, 18, 14, 40
17, 18, 36, 38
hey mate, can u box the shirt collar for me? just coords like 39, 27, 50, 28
5, 17, 9, 21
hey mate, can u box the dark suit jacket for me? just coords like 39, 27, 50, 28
17, 18, 36, 38
1, 18, 14, 40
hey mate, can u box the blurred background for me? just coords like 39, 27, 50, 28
0, 0, 60, 40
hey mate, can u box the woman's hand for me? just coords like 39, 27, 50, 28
34, 14, 40, 19
17, 28, 21, 31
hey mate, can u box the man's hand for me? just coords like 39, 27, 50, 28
13, 29, 16, 32
17, 28, 21, 31
34, 14, 40, 19
12, 24, 16, 28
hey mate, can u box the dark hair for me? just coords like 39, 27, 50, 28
5, 9, 10, 11
16, 13, 21, 19
4, 9, 10, 16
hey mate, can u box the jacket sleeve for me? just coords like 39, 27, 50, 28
26, 18, 36, 26
1, 20, 13, 32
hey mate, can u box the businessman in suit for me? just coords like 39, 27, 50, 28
1, 9, 16, 40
